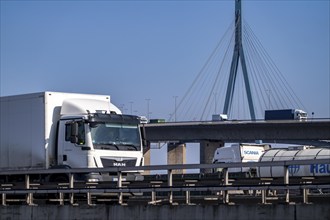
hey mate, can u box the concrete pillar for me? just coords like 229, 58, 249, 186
167, 142, 186, 174
142, 143, 151, 175
200, 141, 224, 173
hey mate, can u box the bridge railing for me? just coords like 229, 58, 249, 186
1, 159, 329, 206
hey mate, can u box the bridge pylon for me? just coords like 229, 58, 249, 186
223, 0, 256, 120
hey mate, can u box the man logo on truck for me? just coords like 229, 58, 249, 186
113, 162, 126, 167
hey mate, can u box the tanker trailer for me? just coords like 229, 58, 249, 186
258, 147, 330, 178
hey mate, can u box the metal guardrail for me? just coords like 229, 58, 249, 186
1, 159, 329, 174
1, 159, 329, 206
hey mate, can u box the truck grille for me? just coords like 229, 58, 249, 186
101, 158, 137, 168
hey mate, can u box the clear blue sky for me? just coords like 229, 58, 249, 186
1, 0, 329, 165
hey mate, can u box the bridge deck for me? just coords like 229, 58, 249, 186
143, 120, 330, 142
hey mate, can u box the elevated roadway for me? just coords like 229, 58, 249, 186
142, 119, 330, 144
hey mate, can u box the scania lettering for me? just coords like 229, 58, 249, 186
0, 92, 144, 182
243, 150, 260, 155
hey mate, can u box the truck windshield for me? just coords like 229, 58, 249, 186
90, 123, 141, 151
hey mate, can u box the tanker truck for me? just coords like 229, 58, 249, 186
212, 144, 330, 178
0, 92, 144, 182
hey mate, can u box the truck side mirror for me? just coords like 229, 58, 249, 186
140, 125, 147, 147
68, 122, 79, 144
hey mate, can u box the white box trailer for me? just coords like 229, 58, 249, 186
0, 92, 144, 181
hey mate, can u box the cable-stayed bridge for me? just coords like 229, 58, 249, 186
171, 0, 306, 122
143, 0, 330, 172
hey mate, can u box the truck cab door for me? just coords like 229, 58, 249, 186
57, 120, 90, 168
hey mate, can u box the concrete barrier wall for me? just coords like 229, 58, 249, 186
1, 204, 329, 220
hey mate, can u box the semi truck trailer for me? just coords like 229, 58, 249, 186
0, 92, 144, 182
264, 109, 307, 121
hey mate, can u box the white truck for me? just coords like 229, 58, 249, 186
212, 114, 228, 121
212, 143, 270, 177
0, 92, 144, 182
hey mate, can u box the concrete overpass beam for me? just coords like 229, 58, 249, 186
167, 142, 186, 174
200, 141, 224, 173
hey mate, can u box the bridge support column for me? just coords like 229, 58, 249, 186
143, 143, 151, 175
167, 143, 186, 174
200, 141, 224, 173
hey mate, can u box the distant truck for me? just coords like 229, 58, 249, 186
212, 143, 270, 177
265, 109, 307, 121
149, 119, 166, 123
212, 114, 228, 121
0, 92, 144, 182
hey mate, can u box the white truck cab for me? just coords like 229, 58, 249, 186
212, 143, 270, 177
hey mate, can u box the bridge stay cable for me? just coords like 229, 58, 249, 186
243, 20, 307, 112
200, 23, 238, 121
243, 30, 266, 114
169, 19, 235, 121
